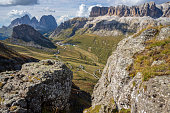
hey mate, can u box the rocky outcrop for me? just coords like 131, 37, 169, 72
90, 7, 109, 17
9, 24, 56, 48
0, 41, 38, 72
8, 15, 57, 34
90, 27, 170, 113
0, 59, 73, 113
90, 2, 169, 18
50, 17, 88, 39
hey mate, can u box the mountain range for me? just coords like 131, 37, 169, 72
90, 1, 170, 18
0, 1, 170, 113
0, 15, 57, 40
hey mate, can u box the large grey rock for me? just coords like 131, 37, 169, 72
91, 27, 170, 113
0, 59, 73, 113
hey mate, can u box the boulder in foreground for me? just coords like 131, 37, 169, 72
0, 59, 73, 113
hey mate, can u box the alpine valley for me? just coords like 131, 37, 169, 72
0, 1, 170, 113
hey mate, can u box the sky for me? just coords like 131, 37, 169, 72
0, 0, 169, 27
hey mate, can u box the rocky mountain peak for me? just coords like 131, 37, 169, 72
39, 15, 58, 32
9, 14, 31, 28
8, 15, 57, 34
30, 17, 39, 28
10, 24, 56, 48
31, 17, 38, 24
90, 6, 109, 17
90, 1, 168, 18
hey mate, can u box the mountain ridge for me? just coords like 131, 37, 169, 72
9, 15, 57, 33
0, 15, 57, 40
90, 2, 170, 18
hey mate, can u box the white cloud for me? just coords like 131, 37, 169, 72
76, 4, 102, 17
88, 4, 102, 13
107, 0, 169, 6
0, 0, 38, 6
43, 7, 55, 12
76, 4, 88, 17
8, 10, 31, 20
112, 0, 145, 6
57, 15, 70, 24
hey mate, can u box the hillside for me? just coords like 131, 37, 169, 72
0, 41, 37, 72
0, 1, 169, 113
0, 26, 12, 40
87, 26, 170, 113
49, 15, 170, 94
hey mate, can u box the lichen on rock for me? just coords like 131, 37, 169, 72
0, 59, 73, 113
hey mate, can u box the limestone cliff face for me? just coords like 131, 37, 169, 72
90, 7, 109, 17
89, 27, 170, 113
0, 59, 73, 113
90, 2, 169, 18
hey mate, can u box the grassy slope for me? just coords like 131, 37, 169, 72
127, 26, 170, 81
0, 41, 31, 59
3, 29, 124, 93
3, 40, 103, 93
2, 41, 56, 60
64, 34, 124, 64
128, 36, 170, 81
55, 33, 125, 93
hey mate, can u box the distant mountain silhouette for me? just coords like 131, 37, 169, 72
0, 15, 57, 40
9, 15, 57, 33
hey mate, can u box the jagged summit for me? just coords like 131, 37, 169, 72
8, 15, 57, 33
39, 15, 58, 33
90, 1, 170, 18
